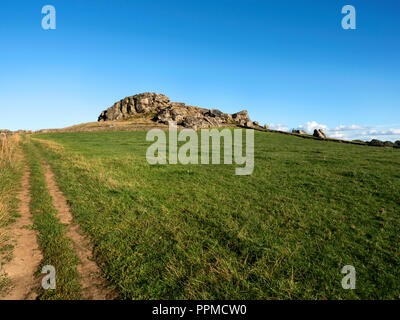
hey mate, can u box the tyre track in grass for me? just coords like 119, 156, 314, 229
1, 167, 42, 300
42, 161, 116, 300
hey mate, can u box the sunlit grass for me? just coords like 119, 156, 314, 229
32, 130, 400, 299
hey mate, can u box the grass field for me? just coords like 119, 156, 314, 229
25, 130, 400, 300
0, 135, 24, 292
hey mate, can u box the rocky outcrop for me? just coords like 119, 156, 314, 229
98, 93, 170, 121
98, 93, 254, 129
313, 129, 326, 139
232, 110, 250, 126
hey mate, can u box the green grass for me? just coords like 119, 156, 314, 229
32, 130, 400, 299
0, 136, 24, 295
24, 142, 82, 300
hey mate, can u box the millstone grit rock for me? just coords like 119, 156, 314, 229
313, 129, 327, 139
98, 92, 254, 129
98, 93, 171, 121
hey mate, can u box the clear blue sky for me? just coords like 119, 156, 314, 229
1, 0, 399, 141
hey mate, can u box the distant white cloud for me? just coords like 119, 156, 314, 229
298, 121, 329, 133
367, 129, 400, 135
328, 132, 346, 139
269, 123, 290, 132
292, 121, 400, 142
328, 124, 369, 140
267, 120, 400, 142
332, 124, 369, 131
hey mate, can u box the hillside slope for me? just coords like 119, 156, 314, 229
30, 130, 400, 299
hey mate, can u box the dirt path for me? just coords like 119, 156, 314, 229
1, 168, 42, 300
42, 162, 115, 300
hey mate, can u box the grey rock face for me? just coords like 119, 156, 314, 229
98, 93, 170, 121
232, 110, 250, 122
313, 129, 326, 139
245, 121, 254, 128
98, 93, 257, 129
182, 116, 203, 130
206, 109, 224, 118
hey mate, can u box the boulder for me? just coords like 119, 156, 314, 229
207, 109, 224, 118
245, 121, 254, 128
182, 116, 202, 130
292, 129, 307, 135
313, 129, 326, 139
263, 124, 269, 130
232, 110, 250, 123
204, 116, 220, 128
156, 105, 191, 124
205, 109, 231, 123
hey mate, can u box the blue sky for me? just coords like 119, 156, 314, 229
1, 0, 399, 141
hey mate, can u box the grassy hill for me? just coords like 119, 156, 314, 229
35, 118, 168, 133
23, 129, 400, 299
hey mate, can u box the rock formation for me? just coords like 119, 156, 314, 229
313, 129, 326, 139
98, 93, 255, 130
